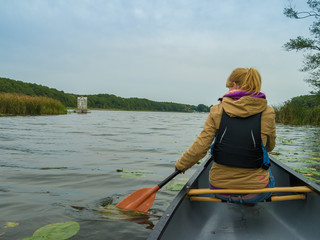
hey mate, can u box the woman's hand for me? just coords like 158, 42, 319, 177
175, 165, 185, 174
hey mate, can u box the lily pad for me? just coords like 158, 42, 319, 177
298, 159, 320, 164
121, 171, 145, 179
304, 176, 320, 183
21, 221, 80, 240
292, 167, 320, 177
166, 183, 185, 191
4, 222, 19, 228
178, 178, 189, 181
118, 169, 153, 179
276, 137, 294, 145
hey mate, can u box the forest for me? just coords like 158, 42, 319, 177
274, 94, 320, 126
0, 77, 210, 113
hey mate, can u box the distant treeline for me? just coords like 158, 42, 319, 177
274, 95, 320, 126
0, 77, 77, 107
0, 77, 210, 112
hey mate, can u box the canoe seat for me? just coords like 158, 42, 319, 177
187, 186, 312, 202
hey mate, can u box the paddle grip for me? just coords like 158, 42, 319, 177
158, 170, 181, 189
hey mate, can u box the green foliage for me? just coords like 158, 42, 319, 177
196, 104, 210, 112
0, 77, 77, 107
274, 95, 320, 126
85, 94, 204, 112
0, 77, 210, 112
0, 93, 67, 115
288, 94, 320, 107
283, 0, 320, 94
284, 36, 318, 51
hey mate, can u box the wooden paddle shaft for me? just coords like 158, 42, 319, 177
187, 186, 312, 195
190, 194, 307, 202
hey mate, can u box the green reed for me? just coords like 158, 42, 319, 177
0, 93, 67, 115
274, 104, 320, 126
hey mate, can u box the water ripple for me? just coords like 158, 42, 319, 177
0, 111, 319, 240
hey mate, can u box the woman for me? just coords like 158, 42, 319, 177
175, 68, 276, 203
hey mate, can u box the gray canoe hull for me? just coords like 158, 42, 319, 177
148, 155, 320, 240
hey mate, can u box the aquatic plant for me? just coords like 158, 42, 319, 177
292, 167, 320, 183
0, 222, 20, 238
117, 169, 153, 179
166, 183, 186, 191
292, 167, 320, 176
274, 102, 320, 126
166, 178, 189, 191
4, 222, 19, 228
21, 221, 80, 240
0, 93, 67, 115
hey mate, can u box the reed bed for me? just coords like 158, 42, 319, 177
275, 104, 320, 126
0, 93, 67, 115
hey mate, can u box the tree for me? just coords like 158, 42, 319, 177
197, 104, 210, 112
284, 0, 320, 94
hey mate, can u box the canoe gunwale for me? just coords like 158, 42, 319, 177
147, 155, 213, 239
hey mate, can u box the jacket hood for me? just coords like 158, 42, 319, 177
221, 95, 268, 118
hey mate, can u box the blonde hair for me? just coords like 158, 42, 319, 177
226, 68, 261, 94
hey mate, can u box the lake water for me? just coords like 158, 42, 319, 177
0, 111, 319, 239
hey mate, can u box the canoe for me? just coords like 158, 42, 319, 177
147, 155, 320, 239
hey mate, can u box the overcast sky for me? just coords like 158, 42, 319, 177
0, 0, 314, 106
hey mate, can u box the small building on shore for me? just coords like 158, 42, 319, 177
75, 97, 89, 113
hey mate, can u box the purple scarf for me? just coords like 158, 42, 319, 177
223, 90, 266, 100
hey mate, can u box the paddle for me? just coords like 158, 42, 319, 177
116, 170, 181, 212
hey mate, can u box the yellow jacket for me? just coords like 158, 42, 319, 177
175, 95, 276, 189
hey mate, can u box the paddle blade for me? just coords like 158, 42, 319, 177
116, 186, 160, 212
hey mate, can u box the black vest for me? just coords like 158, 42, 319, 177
212, 110, 263, 169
